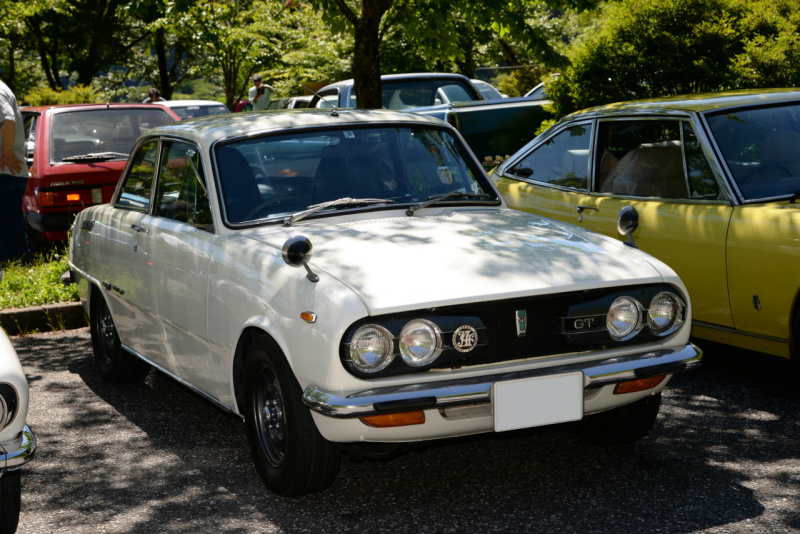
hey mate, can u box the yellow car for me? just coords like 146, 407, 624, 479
494, 90, 800, 367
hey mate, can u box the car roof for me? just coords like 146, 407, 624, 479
144, 108, 451, 145
567, 89, 800, 119
321, 72, 472, 90
153, 100, 228, 108
21, 103, 168, 114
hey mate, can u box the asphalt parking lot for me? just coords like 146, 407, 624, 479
10, 328, 800, 533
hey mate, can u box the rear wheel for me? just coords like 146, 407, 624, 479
0, 469, 21, 534
243, 336, 340, 496
576, 393, 662, 445
90, 290, 150, 384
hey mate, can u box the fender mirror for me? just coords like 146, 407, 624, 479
616, 206, 639, 249
282, 236, 319, 282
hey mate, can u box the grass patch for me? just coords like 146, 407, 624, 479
0, 253, 79, 310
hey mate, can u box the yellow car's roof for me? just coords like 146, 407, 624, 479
567, 89, 800, 119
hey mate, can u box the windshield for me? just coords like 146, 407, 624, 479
380, 80, 479, 109
214, 126, 497, 224
52, 108, 174, 163
706, 102, 800, 200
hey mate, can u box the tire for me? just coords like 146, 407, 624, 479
243, 336, 341, 497
576, 393, 662, 446
0, 469, 21, 534
90, 291, 151, 384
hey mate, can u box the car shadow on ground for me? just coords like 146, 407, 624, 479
14, 330, 797, 533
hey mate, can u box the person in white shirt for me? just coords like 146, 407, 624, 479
0, 80, 31, 261
248, 75, 275, 111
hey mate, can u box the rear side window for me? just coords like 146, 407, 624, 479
507, 124, 592, 190
117, 139, 159, 212
51, 108, 174, 163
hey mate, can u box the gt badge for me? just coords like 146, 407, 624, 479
452, 325, 478, 352
516, 309, 527, 337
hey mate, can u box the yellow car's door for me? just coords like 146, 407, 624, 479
498, 116, 735, 328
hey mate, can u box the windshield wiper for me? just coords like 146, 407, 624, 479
284, 197, 394, 226
406, 190, 495, 216
62, 151, 128, 162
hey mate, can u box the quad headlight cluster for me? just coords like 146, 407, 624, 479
607, 292, 685, 341
349, 319, 445, 374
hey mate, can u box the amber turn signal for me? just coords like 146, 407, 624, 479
66, 193, 81, 202
614, 375, 666, 395
360, 411, 425, 428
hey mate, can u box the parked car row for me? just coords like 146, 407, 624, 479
8, 82, 799, 511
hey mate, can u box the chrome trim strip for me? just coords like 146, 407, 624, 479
692, 321, 788, 343
0, 425, 37, 473
303, 343, 702, 418
121, 344, 237, 415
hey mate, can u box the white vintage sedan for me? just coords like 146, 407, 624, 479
68, 109, 701, 496
0, 322, 37, 532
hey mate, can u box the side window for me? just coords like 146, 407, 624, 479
507, 124, 592, 190
154, 141, 212, 230
596, 120, 689, 199
117, 139, 159, 211
682, 122, 721, 199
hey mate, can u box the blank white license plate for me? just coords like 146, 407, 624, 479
492, 372, 584, 432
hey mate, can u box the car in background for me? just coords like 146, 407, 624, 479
0, 314, 37, 534
21, 104, 178, 245
471, 79, 506, 100
69, 109, 700, 497
493, 89, 800, 370
267, 96, 313, 110
152, 99, 229, 120
308, 73, 551, 162
525, 82, 548, 99
234, 100, 253, 113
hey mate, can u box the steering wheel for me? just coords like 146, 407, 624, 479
240, 197, 307, 221
740, 163, 792, 184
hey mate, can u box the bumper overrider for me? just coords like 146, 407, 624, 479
0, 425, 37, 475
303, 343, 702, 418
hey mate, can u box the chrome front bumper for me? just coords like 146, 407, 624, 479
0, 425, 37, 474
303, 343, 702, 418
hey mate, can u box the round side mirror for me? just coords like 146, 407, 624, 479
616, 206, 639, 248
282, 236, 319, 282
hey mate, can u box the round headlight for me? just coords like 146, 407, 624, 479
399, 319, 443, 367
607, 296, 644, 341
647, 292, 685, 335
349, 325, 395, 373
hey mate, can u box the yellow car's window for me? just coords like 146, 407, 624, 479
506, 124, 592, 190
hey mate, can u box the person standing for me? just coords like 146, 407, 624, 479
0, 79, 31, 262
248, 75, 275, 111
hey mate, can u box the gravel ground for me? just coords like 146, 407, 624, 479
10, 328, 800, 533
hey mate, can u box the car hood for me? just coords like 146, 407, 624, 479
246, 208, 669, 314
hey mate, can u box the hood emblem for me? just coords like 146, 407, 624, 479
516, 310, 527, 337
452, 325, 478, 353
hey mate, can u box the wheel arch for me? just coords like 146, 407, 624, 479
232, 326, 288, 416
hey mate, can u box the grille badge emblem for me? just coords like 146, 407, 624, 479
452, 325, 478, 352
516, 310, 527, 337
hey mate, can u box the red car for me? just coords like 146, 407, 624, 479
21, 103, 179, 244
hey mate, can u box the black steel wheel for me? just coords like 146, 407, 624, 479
576, 393, 662, 446
243, 335, 340, 496
89, 290, 150, 384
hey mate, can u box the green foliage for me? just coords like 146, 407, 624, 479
23, 84, 103, 105
494, 65, 552, 97
0, 254, 79, 310
548, 0, 800, 118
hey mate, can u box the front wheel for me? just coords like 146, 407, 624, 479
576, 393, 662, 445
243, 337, 340, 496
90, 290, 150, 384
0, 469, 21, 534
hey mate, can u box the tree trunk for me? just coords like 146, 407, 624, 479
350, 0, 391, 109
155, 28, 172, 99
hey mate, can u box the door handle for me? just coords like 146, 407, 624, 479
576, 205, 598, 222
131, 224, 148, 234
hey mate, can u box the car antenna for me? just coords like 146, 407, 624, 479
301, 82, 338, 117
